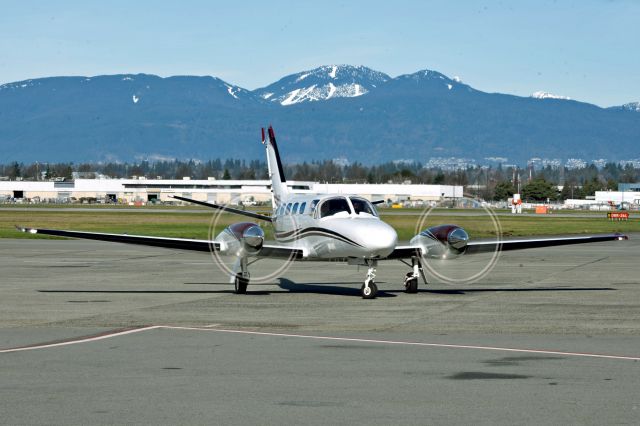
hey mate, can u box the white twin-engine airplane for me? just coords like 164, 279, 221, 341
19, 126, 628, 299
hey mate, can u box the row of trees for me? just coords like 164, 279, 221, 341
1, 162, 74, 181
2, 160, 639, 202
492, 178, 608, 202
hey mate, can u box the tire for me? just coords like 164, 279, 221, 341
405, 277, 418, 294
361, 281, 378, 299
234, 274, 248, 294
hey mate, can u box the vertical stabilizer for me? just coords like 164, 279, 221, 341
262, 126, 288, 207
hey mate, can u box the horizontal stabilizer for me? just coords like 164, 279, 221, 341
171, 196, 272, 222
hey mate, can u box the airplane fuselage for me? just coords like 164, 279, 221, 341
271, 194, 397, 260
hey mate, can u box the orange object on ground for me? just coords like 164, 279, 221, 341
607, 211, 629, 220
535, 206, 548, 214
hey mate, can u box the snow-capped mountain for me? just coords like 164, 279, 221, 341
255, 65, 390, 106
1, 66, 639, 163
619, 102, 640, 112
0, 73, 256, 105
386, 69, 472, 92
531, 91, 571, 100
606, 101, 640, 113
0, 79, 42, 91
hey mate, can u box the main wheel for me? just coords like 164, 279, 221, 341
234, 274, 248, 294
361, 281, 378, 299
405, 276, 418, 294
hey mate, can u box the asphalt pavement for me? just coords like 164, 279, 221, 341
1, 237, 638, 425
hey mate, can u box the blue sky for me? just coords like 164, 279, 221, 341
0, 0, 638, 106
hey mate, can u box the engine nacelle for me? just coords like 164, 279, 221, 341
410, 224, 469, 259
215, 222, 264, 256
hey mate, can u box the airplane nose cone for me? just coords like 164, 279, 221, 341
359, 221, 397, 257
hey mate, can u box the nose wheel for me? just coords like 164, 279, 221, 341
361, 281, 378, 299
361, 260, 378, 299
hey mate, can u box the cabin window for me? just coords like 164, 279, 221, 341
286, 203, 292, 214
350, 197, 377, 216
319, 197, 352, 218
299, 202, 306, 214
292, 202, 299, 214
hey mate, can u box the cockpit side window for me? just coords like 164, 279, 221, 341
319, 197, 352, 218
299, 202, 306, 214
292, 202, 299, 214
350, 197, 377, 216
310, 199, 320, 212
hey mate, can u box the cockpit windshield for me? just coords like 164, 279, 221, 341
350, 197, 377, 216
319, 197, 352, 218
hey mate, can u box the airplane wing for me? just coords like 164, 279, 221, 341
464, 233, 628, 254
385, 245, 422, 259
259, 244, 305, 260
385, 233, 627, 259
16, 226, 219, 252
16, 226, 305, 260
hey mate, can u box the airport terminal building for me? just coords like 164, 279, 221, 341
0, 178, 463, 205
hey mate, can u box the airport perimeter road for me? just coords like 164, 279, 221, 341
1, 238, 639, 425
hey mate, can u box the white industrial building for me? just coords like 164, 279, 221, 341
594, 191, 640, 206
0, 178, 463, 205
562, 191, 640, 210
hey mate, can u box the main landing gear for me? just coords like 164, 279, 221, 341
403, 256, 424, 294
361, 260, 378, 299
233, 256, 250, 294
234, 273, 249, 294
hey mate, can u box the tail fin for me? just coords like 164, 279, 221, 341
262, 126, 288, 207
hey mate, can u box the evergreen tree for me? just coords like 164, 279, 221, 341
522, 178, 558, 201
493, 180, 516, 201
9, 162, 21, 179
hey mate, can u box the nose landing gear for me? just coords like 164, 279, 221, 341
361, 259, 378, 299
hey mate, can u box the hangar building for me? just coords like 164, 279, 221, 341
0, 178, 463, 205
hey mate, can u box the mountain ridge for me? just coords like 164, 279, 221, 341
0, 66, 638, 164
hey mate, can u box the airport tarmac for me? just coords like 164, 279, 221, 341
1, 237, 639, 425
